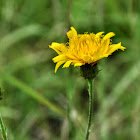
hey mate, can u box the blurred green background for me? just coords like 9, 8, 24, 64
0, 0, 140, 140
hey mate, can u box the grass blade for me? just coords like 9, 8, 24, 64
0, 71, 67, 118
0, 114, 8, 140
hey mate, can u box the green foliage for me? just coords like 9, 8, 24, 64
0, 0, 140, 139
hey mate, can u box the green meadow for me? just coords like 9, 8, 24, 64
0, 0, 140, 139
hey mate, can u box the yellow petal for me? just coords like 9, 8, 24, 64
74, 63, 84, 67
93, 51, 101, 62
96, 31, 104, 37
103, 32, 115, 40
100, 39, 110, 54
49, 42, 67, 54
66, 53, 77, 60
67, 27, 77, 39
62, 60, 72, 68
55, 61, 65, 73
107, 42, 126, 55
82, 55, 92, 63
53, 55, 66, 63
93, 52, 107, 62
89, 33, 95, 38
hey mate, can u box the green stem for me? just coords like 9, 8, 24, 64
85, 78, 94, 140
0, 114, 8, 140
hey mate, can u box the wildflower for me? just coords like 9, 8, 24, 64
49, 27, 126, 140
49, 27, 126, 73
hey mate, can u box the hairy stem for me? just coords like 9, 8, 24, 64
85, 78, 94, 140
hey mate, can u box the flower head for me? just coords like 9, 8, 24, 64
49, 27, 126, 73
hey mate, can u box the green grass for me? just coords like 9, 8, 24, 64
0, 0, 140, 139
0, 114, 8, 140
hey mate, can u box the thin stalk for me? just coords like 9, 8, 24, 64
0, 114, 8, 140
85, 78, 94, 140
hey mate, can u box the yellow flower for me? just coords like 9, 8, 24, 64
49, 27, 126, 73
